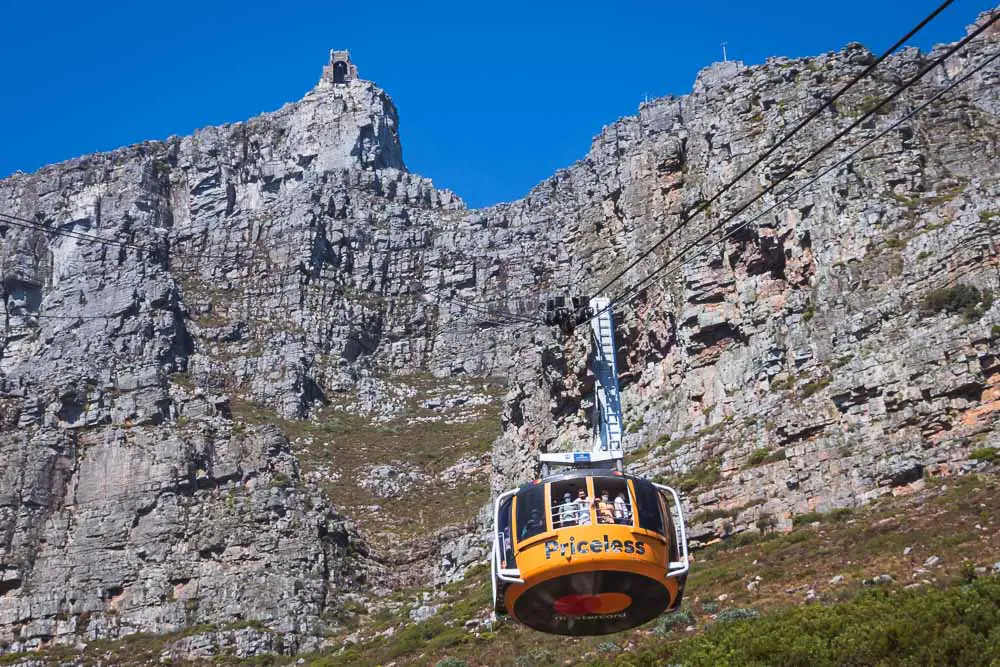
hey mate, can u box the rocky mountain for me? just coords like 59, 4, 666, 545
1, 8, 999, 659
493, 9, 1000, 541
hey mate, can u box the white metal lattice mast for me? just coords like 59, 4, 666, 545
539, 297, 624, 472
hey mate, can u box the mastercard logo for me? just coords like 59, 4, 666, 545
553, 593, 632, 616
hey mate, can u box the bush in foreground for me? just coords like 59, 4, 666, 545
667, 577, 1000, 666
585, 577, 1000, 666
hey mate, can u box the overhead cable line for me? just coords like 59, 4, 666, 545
5, 280, 543, 324
0, 209, 344, 262
0, 211, 158, 254
601, 23, 1000, 320
0, 210, 543, 324
591, 0, 957, 298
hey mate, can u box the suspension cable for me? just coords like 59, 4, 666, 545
592, 0, 957, 298
573, 12, 1000, 333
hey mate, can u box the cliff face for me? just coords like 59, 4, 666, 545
0, 75, 415, 653
495, 30, 1000, 539
1, 10, 999, 656
0, 54, 560, 653
492, 17, 1000, 542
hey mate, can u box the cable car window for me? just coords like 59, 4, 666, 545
516, 485, 546, 542
498, 496, 516, 567
633, 479, 665, 535
658, 490, 679, 561
550, 479, 586, 528
593, 478, 633, 526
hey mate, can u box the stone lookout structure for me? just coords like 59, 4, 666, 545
321, 50, 359, 84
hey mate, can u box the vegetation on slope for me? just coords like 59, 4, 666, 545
660, 577, 1000, 666
7, 473, 999, 666
299, 472, 1000, 666
229, 373, 504, 542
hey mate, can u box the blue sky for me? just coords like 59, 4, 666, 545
0, 1, 994, 208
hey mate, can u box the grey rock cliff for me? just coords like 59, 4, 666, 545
1, 9, 1000, 655
490, 11, 1000, 544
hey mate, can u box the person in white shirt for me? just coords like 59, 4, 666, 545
557, 492, 575, 527
614, 492, 631, 525
573, 488, 593, 526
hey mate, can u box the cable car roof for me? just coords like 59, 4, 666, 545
516, 468, 645, 492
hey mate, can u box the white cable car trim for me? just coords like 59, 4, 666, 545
654, 482, 690, 577
493, 487, 524, 584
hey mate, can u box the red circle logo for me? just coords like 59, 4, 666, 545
553, 592, 632, 616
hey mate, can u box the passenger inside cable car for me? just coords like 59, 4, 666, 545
520, 508, 544, 538
555, 491, 575, 527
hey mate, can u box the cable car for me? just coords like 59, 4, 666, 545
491, 469, 689, 635
490, 297, 690, 635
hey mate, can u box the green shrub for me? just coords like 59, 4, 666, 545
690, 507, 737, 524
606, 652, 661, 667
829, 507, 855, 521
832, 355, 854, 369
269, 472, 293, 489
801, 376, 832, 397
756, 513, 777, 533
992, 325, 1000, 339
597, 641, 620, 653
889, 191, 919, 208
885, 235, 906, 249
857, 95, 893, 116
426, 627, 470, 652
971, 447, 999, 463
920, 284, 994, 321
746, 448, 770, 467
677, 459, 722, 493
745, 448, 784, 467
715, 607, 760, 622
434, 658, 467, 667
385, 618, 448, 658
770, 376, 795, 391
726, 531, 767, 550
514, 648, 556, 666
764, 448, 786, 463
653, 610, 694, 637
666, 577, 1000, 666
792, 507, 854, 526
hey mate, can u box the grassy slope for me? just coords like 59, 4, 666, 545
229, 374, 503, 543
6, 473, 999, 666
303, 472, 1000, 666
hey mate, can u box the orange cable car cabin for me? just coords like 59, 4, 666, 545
491, 296, 690, 635
491, 469, 689, 635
